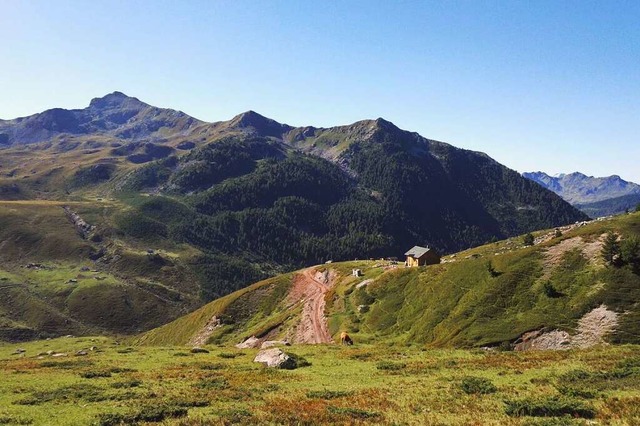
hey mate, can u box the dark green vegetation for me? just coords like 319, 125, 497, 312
143, 211, 640, 349
0, 92, 590, 339
576, 193, 640, 218
1, 337, 639, 425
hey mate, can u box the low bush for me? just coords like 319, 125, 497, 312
199, 363, 225, 370
195, 376, 229, 390
376, 361, 406, 371
504, 397, 596, 418
0, 415, 32, 425
218, 352, 240, 359
306, 390, 354, 399
97, 405, 187, 426
460, 376, 497, 395
80, 370, 112, 378
14, 384, 106, 405
111, 380, 142, 389
556, 385, 597, 399
285, 352, 312, 368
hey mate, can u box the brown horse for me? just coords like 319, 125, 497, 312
340, 331, 353, 345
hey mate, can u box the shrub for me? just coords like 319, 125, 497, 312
376, 361, 406, 371
523, 233, 535, 246
353, 287, 375, 306
97, 405, 187, 426
80, 370, 112, 379
0, 415, 33, 425
460, 376, 497, 394
543, 281, 563, 298
14, 384, 106, 405
111, 380, 142, 389
195, 376, 229, 390
199, 363, 225, 370
556, 385, 597, 399
307, 390, 354, 399
504, 397, 596, 418
286, 352, 312, 368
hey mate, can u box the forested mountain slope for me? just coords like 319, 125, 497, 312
0, 93, 588, 339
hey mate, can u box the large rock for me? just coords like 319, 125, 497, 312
235, 336, 261, 349
253, 348, 297, 369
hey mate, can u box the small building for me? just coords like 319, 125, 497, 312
352, 269, 362, 277
404, 245, 440, 267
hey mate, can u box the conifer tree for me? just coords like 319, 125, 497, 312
601, 232, 620, 266
523, 233, 534, 246
621, 236, 640, 273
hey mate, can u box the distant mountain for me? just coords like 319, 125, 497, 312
523, 171, 640, 217
0, 92, 201, 146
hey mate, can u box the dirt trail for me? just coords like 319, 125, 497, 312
288, 268, 336, 344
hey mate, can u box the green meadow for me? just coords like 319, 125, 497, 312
1, 338, 639, 425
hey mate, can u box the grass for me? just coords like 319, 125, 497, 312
137, 211, 640, 351
1, 337, 640, 425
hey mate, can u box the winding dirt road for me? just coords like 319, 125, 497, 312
290, 268, 335, 344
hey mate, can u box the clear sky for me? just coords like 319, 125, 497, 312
2, 1, 639, 181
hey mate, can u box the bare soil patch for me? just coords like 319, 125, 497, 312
514, 305, 619, 351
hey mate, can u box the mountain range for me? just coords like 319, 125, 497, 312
523, 171, 640, 217
0, 92, 589, 339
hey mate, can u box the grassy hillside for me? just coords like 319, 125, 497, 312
142, 211, 640, 348
1, 337, 639, 425
0, 200, 205, 340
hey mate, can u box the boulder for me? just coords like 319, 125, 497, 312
260, 340, 291, 349
253, 348, 297, 369
190, 347, 209, 354
52, 353, 68, 357
75, 350, 89, 356
235, 336, 261, 349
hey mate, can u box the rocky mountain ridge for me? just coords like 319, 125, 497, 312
524, 171, 640, 217
523, 171, 640, 205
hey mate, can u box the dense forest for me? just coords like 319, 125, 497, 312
114, 122, 587, 301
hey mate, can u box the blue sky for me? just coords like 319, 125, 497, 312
2, 1, 639, 181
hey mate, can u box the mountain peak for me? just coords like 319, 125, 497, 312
89, 91, 145, 110
374, 117, 395, 127
229, 110, 292, 138
233, 110, 270, 125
